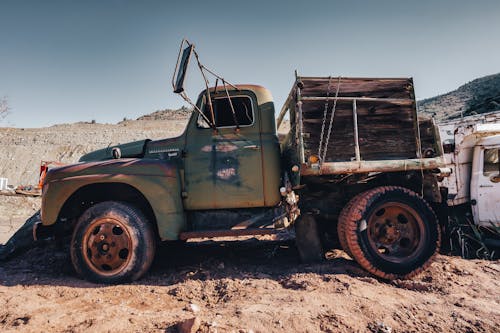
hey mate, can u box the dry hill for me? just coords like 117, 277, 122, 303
418, 73, 500, 120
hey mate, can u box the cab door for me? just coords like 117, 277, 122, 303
472, 145, 500, 226
183, 92, 265, 210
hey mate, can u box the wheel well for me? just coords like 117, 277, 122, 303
300, 171, 426, 240
58, 183, 159, 237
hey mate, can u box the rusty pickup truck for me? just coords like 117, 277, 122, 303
9, 41, 446, 283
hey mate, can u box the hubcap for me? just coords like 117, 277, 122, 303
367, 202, 424, 263
82, 218, 132, 276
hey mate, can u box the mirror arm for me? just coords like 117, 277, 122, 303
193, 49, 217, 130
200, 65, 239, 91
223, 82, 240, 132
213, 78, 219, 94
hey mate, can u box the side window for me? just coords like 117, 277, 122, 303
483, 148, 499, 176
197, 96, 254, 128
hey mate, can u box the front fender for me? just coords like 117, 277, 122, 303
41, 159, 185, 240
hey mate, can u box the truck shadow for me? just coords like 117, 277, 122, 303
0, 239, 370, 288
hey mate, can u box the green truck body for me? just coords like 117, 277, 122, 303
34, 70, 445, 283
41, 85, 282, 241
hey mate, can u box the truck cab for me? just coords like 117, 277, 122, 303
169, 85, 281, 210
470, 133, 500, 226
439, 117, 500, 228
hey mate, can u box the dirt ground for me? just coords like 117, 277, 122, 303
0, 196, 499, 333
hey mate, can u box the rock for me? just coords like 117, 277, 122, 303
176, 317, 201, 333
368, 321, 392, 333
376, 322, 392, 333
187, 303, 200, 313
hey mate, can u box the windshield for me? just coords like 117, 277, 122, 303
197, 95, 254, 128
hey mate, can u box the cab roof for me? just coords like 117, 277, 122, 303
204, 84, 273, 106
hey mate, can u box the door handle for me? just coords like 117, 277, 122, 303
480, 185, 493, 188
243, 145, 260, 150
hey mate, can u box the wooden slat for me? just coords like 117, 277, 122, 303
298, 77, 414, 99
301, 157, 446, 176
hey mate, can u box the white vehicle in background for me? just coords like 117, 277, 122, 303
437, 111, 500, 256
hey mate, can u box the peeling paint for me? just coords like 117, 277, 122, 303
201, 143, 238, 153
216, 167, 236, 180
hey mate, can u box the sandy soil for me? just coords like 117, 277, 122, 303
0, 197, 499, 333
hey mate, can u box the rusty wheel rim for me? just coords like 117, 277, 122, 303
367, 202, 424, 263
82, 218, 133, 276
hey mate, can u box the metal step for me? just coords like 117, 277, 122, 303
179, 228, 278, 240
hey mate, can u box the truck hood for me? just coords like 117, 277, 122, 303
45, 158, 178, 183
79, 139, 151, 162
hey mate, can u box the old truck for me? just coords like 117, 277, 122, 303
437, 112, 500, 256
1, 41, 447, 283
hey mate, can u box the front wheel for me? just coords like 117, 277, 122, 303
340, 186, 440, 280
70, 201, 156, 284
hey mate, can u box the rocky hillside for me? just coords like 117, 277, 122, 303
135, 106, 192, 121
0, 108, 190, 187
418, 73, 500, 120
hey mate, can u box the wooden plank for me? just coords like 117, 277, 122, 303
298, 77, 414, 99
300, 157, 446, 176
280, 76, 435, 164
352, 99, 361, 161
300, 97, 418, 161
301, 96, 413, 104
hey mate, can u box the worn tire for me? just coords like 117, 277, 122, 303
343, 186, 440, 280
71, 201, 156, 284
337, 197, 357, 258
295, 214, 324, 263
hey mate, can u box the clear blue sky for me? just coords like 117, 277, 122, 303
1, 0, 499, 127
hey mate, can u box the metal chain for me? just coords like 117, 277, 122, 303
321, 76, 341, 165
317, 76, 333, 161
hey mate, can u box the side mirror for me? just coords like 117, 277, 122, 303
172, 40, 194, 94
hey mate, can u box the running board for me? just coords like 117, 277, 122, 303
179, 228, 278, 241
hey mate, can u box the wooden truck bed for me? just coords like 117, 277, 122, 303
277, 76, 444, 175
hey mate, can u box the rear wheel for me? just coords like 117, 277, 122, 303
337, 198, 357, 258
295, 214, 324, 263
70, 201, 156, 284
343, 186, 440, 279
